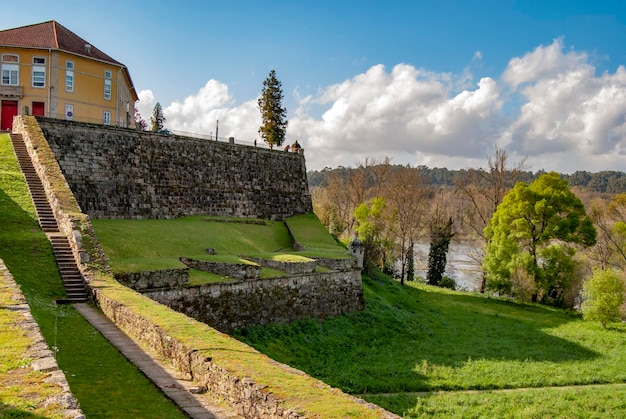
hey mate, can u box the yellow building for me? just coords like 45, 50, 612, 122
0, 20, 138, 131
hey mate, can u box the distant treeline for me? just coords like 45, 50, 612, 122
308, 165, 626, 194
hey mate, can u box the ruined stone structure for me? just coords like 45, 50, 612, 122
37, 117, 312, 220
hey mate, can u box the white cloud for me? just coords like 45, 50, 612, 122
289, 64, 503, 169
163, 80, 260, 142
502, 37, 589, 89
136, 89, 155, 123
501, 40, 626, 172
142, 39, 626, 174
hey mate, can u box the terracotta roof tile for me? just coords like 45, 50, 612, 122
0, 20, 137, 101
0, 20, 121, 66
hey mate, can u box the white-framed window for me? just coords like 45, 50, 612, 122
65, 61, 74, 92
1, 54, 19, 86
104, 70, 112, 100
103, 111, 111, 125
104, 79, 111, 99
65, 104, 74, 120
32, 57, 46, 88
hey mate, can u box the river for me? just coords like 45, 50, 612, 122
411, 241, 483, 291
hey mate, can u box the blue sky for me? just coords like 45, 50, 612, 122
2, 1, 626, 172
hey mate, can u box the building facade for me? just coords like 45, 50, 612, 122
0, 21, 138, 131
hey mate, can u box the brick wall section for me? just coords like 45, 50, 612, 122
143, 271, 365, 333
36, 117, 312, 220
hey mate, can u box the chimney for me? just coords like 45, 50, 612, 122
85, 43, 92, 54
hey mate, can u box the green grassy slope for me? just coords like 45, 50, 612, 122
235, 270, 626, 417
92, 213, 349, 276
0, 134, 186, 418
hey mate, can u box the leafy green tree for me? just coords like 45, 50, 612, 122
258, 69, 288, 149
582, 268, 625, 328
354, 197, 391, 272
150, 102, 166, 132
427, 216, 454, 286
483, 172, 596, 305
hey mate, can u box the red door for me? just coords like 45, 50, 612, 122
1, 100, 18, 131
32, 101, 45, 117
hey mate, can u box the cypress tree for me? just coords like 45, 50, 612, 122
258, 69, 288, 149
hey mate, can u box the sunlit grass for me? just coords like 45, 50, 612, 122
235, 269, 626, 416
92, 213, 349, 275
365, 385, 626, 418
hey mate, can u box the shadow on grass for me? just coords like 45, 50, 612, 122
235, 272, 601, 394
0, 405, 51, 419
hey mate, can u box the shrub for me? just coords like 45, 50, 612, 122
581, 268, 626, 328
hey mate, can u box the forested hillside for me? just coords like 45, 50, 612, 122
309, 165, 626, 193
306, 153, 626, 309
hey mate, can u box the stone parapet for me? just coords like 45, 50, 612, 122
245, 256, 318, 274
315, 256, 356, 271
179, 257, 261, 280
114, 268, 190, 291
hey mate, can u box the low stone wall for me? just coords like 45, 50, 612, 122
179, 257, 261, 280
114, 268, 189, 291
143, 270, 365, 333
90, 288, 305, 418
246, 257, 317, 274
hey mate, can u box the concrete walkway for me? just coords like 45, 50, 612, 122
73, 303, 241, 419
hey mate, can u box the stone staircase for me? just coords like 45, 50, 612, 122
10, 133, 88, 303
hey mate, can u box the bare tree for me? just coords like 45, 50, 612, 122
384, 166, 429, 284
588, 193, 626, 270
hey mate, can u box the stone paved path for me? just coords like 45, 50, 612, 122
73, 303, 241, 419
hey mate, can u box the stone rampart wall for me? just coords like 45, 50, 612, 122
143, 270, 365, 333
36, 117, 312, 220
11, 116, 396, 418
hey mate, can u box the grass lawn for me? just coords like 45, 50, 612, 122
0, 134, 186, 418
92, 213, 348, 276
234, 270, 626, 417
